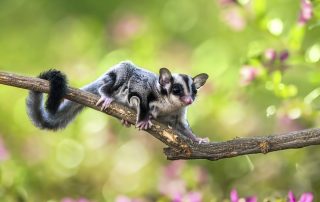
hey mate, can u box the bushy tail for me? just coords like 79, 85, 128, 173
26, 69, 101, 130
38, 69, 68, 114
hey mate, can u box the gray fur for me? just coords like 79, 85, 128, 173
26, 77, 103, 130
26, 61, 209, 142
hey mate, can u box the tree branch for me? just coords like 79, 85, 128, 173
1, 71, 320, 161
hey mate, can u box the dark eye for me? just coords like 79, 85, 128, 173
172, 84, 182, 95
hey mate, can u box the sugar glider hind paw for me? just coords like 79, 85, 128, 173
96, 96, 114, 111
121, 119, 131, 128
136, 119, 153, 130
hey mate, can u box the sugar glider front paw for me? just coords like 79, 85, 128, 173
96, 96, 114, 111
136, 118, 153, 130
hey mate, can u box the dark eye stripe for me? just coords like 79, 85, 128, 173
168, 77, 175, 94
181, 74, 190, 93
172, 83, 184, 96
191, 84, 197, 94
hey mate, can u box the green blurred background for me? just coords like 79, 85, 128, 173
0, 0, 320, 201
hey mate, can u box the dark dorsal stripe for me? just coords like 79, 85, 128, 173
147, 92, 157, 103
102, 72, 117, 95
128, 92, 148, 121
181, 74, 190, 93
109, 72, 122, 93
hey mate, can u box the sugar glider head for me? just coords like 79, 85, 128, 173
159, 68, 209, 107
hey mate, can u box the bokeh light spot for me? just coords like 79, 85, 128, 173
266, 105, 276, 117
305, 44, 320, 63
288, 108, 301, 120
113, 140, 150, 175
238, 0, 250, 5
267, 18, 283, 36
82, 115, 108, 149
56, 139, 84, 169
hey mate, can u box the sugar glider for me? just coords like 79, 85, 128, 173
26, 61, 209, 142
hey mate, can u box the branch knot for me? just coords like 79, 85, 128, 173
259, 140, 270, 154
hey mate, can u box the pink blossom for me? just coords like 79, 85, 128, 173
0, 137, 9, 161
172, 191, 202, 202
115, 196, 131, 202
264, 49, 289, 66
279, 50, 289, 62
288, 191, 296, 202
158, 161, 187, 198
158, 178, 186, 199
230, 189, 257, 202
186, 192, 202, 202
264, 49, 277, 62
110, 14, 145, 44
288, 191, 313, 202
61, 198, 90, 202
222, 8, 246, 31
300, 193, 314, 202
217, 0, 236, 6
230, 189, 238, 202
172, 193, 183, 202
245, 196, 258, 202
158, 162, 208, 201
61, 198, 75, 202
276, 115, 303, 133
240, 66, 259, 85
298, 0, 313, 25
163, 160, 185, 178
78, 198, 90, 202
115, 196, 143, 202
195, 167, 209, 185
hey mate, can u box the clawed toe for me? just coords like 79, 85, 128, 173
136, 120, 153, 130
121, 119, 131, 128
96, 96, 113, 111
197, 137, 210, 144
96, 97, 105, 106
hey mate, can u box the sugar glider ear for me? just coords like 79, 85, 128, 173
193, 73, 209, 89
159, 68, 172, 86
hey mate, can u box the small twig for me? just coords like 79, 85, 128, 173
1, 71, 320, 161
164, 128, 320, 160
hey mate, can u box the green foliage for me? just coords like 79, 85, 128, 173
0, 0, 319, 201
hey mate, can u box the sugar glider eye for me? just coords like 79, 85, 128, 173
172, 84, 183, 95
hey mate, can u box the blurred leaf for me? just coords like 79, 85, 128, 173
288, 25, 305, 50
0, 0, 319, 200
